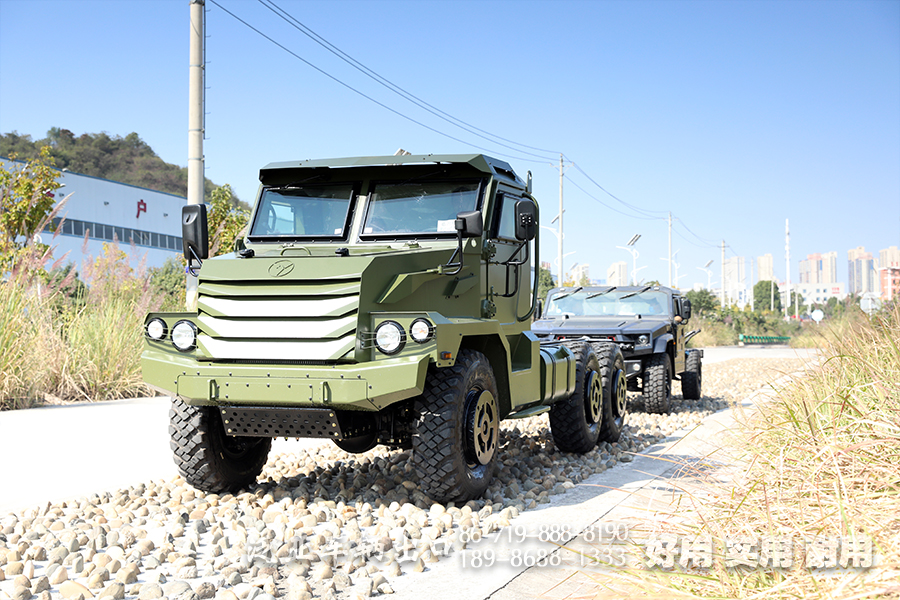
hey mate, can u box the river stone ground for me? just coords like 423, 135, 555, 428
0, 358, 805, 600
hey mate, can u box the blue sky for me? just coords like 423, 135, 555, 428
1, 0, 898, 289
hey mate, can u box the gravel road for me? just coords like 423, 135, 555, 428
0, 356, 808, 600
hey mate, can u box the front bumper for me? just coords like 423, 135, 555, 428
624, 359, 643, 379
142, 345, 430, 411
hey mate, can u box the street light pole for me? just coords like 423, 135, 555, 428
617, 234, 641, 285
697, 259, 714, 290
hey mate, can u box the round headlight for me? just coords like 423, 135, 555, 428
374, 321, 405, 355
171, 320, 198, 352
638, 335, 649, 346
146, 318, 166, 340
409, 318, 433, 343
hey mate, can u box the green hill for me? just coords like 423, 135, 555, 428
1, 128, 237, 201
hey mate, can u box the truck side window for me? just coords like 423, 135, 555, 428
493, 193, 519, 241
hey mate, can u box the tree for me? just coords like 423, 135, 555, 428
207, 184, 250, 257
1, 129, 239, 202
149, 256, 186, 310
753, 280, 782, 313
685, 288, 718, 316
537, 265, 555, 302
0, 147, 64, 271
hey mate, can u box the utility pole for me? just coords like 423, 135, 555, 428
186, 0, 205, 311
720, 240, 726, 308
785, 219, 790, 319
549, 154, 571, 285
668, 212, 673, 287
771, 278, 775, 312
558, 154, 563, 285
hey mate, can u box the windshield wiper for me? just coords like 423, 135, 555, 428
551, 286, 583, 301
586, 287, 616, 299
619, 286, 652, 300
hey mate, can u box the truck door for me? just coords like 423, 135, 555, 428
488, 191, 531, 337
673, 296, 686, 373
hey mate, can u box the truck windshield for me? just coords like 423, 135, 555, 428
362, 180, 481, 237
545, 290, 671, 317
249, 184, 355, 239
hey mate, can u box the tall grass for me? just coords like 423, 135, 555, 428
0, 242, 162, 409
595, 303, 900, 598
0, 265, 60, 408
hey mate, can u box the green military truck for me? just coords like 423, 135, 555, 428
142, 154, 627, 503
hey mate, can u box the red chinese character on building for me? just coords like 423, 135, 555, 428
137, 199, 147, 218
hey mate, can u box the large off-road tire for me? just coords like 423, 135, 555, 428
169, 397, 271, 493
412, 350, 499, 503
592, 342, 627, 443
645, 353, 672, 414
549, 342, 603, 453
681, 349, 702, 400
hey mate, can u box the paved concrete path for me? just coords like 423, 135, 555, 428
0, 398, 326, 514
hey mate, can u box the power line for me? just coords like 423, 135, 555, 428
258, 0, 561, 160
567, 161, 670, 219
212, 0, 735, 256
208, 0, 547, 164
565, 174, 663, 221
674, 217, 720, 248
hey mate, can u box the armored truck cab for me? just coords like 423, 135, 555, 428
142, 154, 626, 502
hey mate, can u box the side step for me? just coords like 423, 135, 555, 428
219, 406, 373, 439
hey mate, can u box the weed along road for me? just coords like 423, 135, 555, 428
0, 347, 815, 600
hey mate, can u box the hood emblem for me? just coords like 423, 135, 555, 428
268, 260, 294, 278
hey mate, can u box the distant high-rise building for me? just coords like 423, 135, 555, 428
570, 263, 590, 285
607, 261, 628, 286
723, 256, 747, 307
799, 251, 838, 284
880, 246, 900, 269
880, 267, 900, 302
757, 254, 774, 282
848, 247, 878, 294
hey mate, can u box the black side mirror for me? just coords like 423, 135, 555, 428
535, 298, 543, 320
682, 298, 692, 320
515, 200, 536, 241
182, 204, 209, 261
455, 210, 483, 239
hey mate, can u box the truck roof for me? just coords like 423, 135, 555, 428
259, 153, 525, 187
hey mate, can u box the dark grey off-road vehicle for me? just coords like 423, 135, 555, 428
532, 285, 703, 413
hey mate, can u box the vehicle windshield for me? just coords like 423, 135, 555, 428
362, 180, 481, 237
249, 184, 355, 238
545, 290, 670, 317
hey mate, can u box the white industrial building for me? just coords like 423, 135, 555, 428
795, 282, 847, 306
2, 159, 186, 269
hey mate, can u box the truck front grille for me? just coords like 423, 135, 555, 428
196, 278, 360, 362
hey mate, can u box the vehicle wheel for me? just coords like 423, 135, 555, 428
549, 342, 603, 453
169, 397, 271, 493
681, 349, 702, 400
645, 353, 672, 414
592, 342, 627, 443
412, 349, 499, 503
